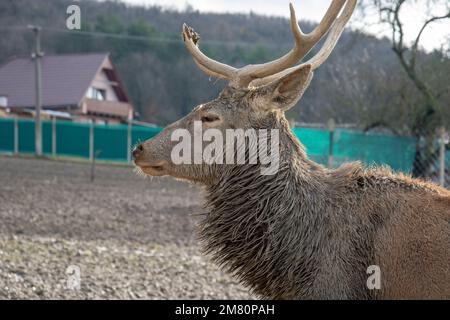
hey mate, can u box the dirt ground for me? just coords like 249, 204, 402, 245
0, 155, 253, 299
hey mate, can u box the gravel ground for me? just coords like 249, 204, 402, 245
0, 155, 253, 299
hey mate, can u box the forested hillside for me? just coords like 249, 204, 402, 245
0, 0, 448, 129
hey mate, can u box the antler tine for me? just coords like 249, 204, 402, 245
235, 0, 348, 86
249, 0, 357, 88
182, 23, 237, 80
193, 59, 230, 80
231, 2, 305, 84
302, 0, 357, 70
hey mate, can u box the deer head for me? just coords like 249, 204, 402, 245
133, 0, 357, 183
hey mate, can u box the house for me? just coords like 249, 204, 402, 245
0, 53, 133, 124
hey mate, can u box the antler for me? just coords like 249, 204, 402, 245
182, 0, 357, 88
182, 24, 237, 80
250, 0, 357, 87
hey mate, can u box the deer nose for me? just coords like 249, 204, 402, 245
132, 144, 144, 160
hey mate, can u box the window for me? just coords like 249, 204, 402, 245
0, 96, 7, 107
87, 87, 106, 101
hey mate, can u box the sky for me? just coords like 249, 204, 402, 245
114, 0, 449, 52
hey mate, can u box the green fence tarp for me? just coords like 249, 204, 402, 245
1, 118, 418, 173
292, 127, 416, 172
0, 118, 14, 152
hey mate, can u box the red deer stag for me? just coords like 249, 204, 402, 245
133, 0, 450, 299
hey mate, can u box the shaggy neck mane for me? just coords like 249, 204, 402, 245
201, 117, 335, 299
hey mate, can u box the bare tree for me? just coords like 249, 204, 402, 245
361, 0, 450, 177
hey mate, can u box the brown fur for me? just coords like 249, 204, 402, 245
198, 113, 450, 299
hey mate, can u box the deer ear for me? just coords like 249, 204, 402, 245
257, 64, 313, 112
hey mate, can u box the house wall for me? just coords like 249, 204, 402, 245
81, 57, 133, 123
88, 70, 119, 102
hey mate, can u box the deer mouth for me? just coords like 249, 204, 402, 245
135, 161, 167, 176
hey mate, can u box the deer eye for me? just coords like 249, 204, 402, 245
201, 115, 220, 123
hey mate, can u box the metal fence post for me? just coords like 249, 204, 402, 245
438, 127, 448, 187
52, 116, 57, 157
89, 119, 94, 162
14, 116, 19, 154
127, 119, 132, 163
327, 118, 335, 169
91, 150, 101, 183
